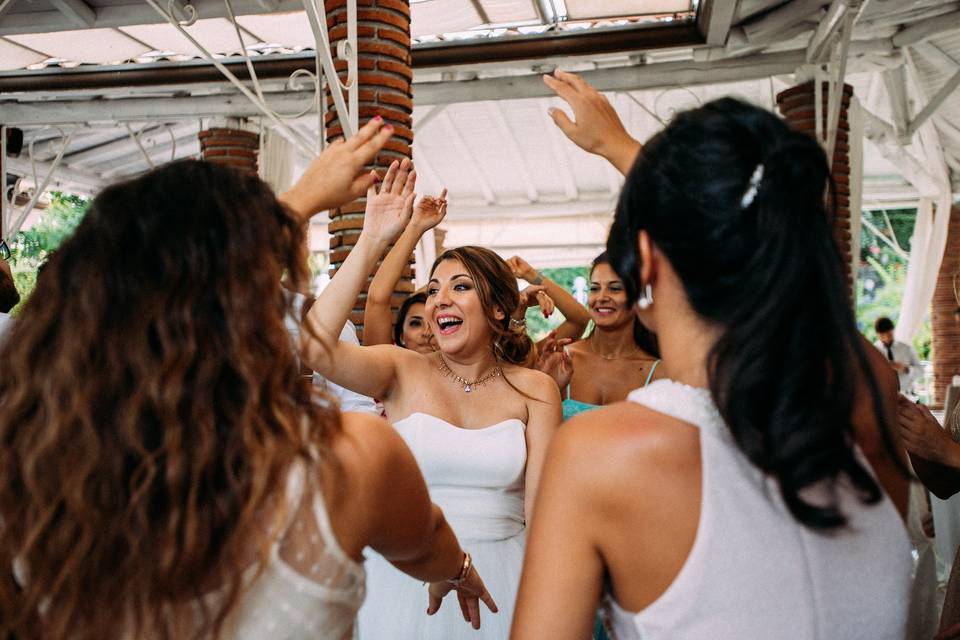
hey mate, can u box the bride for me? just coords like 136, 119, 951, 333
300, 158, 562, 639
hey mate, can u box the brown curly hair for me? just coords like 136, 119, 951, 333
0, 160, 339, 640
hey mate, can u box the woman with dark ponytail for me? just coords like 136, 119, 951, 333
301, 161, 561, 639
512, 71, 910, 639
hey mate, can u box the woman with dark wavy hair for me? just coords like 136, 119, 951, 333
301, 158, 562, 640
0, 119, 494, 640
511, 71, 911, 639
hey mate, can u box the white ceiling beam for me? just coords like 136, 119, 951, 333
448, 196, 615, 221
48, 0, 95, 28
735, 0, 784, 23
101, 136, 200, 177
410, 145, 445, 196
5, 155, 103, 191
742, 0, 827, 46
538, 98, 578, 201
0, 0, 303, 35
892, 9, 960, 48
861, 106, 941, 198
907, 66, 960, 139
697, 0, 738, 46
806, 0, 852, 64
439, 109, 496, 205
414, 41, 892, 105
0, 91, 315, 125
65, 123, 195, 165
882, 66, 910, 139
486, 101, 538, 202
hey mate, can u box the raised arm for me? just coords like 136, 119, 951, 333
279, 117, 395, 220
542, 70, 641, 176
899, 396, 960, 499
363, 188, 447, 346
300, 159, 416, 400
508, 255, 590, 342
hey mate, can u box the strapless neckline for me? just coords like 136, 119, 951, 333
393, 411, 526, 432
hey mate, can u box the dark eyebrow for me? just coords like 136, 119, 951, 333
450, 274, 473, 281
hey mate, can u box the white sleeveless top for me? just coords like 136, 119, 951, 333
604, 379, 911, 640
217, 462, 366, 640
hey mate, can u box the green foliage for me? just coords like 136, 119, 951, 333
7, 192, 89, 314
856, 208, 931, 361
524, 266, 590, 342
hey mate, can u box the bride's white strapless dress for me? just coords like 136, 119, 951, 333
357, 412, 527, 639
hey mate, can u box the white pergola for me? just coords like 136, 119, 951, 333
0, 0, 958, 270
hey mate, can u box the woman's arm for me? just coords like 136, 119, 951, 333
332, 413, 497, 629
363, 188, 447, 346
899, 396, 960, 499
507, 255, 590, 342
542, 70, 641, 176
300, 159, 416, 399
522, 371, 563, 523
279, 117, 395, 220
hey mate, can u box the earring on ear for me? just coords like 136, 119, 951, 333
636, 283, 654, 310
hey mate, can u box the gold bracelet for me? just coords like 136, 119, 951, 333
449, 552, 472, 585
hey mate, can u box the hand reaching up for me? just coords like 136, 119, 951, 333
518, 285, 555, 318
542, 70, 641, 176
411, 188, 448, 234
281, 117, 395, 219
362, 158, 417, 244
507, 255, 539, 283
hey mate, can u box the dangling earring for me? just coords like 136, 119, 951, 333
636, 283, 654, 310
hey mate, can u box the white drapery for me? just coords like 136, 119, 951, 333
258, 128, 296, 195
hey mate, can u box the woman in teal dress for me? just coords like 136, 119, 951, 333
535, 252, 663, 640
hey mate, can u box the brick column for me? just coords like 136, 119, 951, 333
931, 205, 960, 409
777, 83, 855, 293
198, 118, 259, 175
325, 0, 414, 337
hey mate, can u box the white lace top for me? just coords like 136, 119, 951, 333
217, 461, 366, 640
603, 379, 911, 640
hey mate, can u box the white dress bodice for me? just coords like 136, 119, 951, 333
392, 412, 527, 542
219, 463, 365, 640
604, 379, 911, 640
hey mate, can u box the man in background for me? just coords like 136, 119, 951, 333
875, 316, 923, 394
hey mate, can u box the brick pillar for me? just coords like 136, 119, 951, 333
931, 205, 960, 409
198, 118, 259, 175
777, 83, 855, 293
325, 0, 414, 337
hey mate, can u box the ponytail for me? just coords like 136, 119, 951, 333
610, 98, 887, 530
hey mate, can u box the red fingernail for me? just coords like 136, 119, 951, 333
384, 124, 394, 131
374, 115, 382, 121
373, 175, 381, 183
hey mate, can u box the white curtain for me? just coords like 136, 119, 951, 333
258, 128, 296, 195
895, 55, 954, 343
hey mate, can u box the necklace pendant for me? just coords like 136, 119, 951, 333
464, 384, 472, 393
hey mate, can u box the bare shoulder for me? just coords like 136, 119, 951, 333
554, 402, 701, 501
503, 364, 562, 403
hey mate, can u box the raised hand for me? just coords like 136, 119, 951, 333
507, 255, 538, 283
542, 70, 641, 175
427, 564, 498, 630
536, 330, 574, 392
281, 117, 395, 219
362, 158, 417, 244
411, 188, 448, 234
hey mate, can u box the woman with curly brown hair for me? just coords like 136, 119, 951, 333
0, 118, 493, 640
301, 157, 562, 640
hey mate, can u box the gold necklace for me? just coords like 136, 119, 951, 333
437, 353, 502, 393
588, 337, 643, 361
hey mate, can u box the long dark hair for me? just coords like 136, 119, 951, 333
394, 291, 428, 347
430, 246, 533, 365
590, 251, 660, 358
0, 160, 339, 639
608, 98, 885, 530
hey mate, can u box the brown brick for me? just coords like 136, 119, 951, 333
329, 217, 367, 233
378, 0, 411, 18
377, 27, 411, 49
199, 128, 258, 141
334, 57, 376, 73
377, 58, 414, 82
377, 90, 413, 112
358, 71, 409, 93
328, 24, 377, 41
356, 40, 408, 62
357, 9, 408, 31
